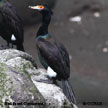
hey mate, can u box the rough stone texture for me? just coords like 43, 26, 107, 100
31, 69, 72, 108
9, 0, 57, 24
0, 49, 74, 108
0, 63, 46, 108
0, 49, 37, 69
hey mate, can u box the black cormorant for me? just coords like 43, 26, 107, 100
29, 5, 76, 104
0, 0, 24, 51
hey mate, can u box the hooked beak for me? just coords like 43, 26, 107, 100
28, 5, 44, 11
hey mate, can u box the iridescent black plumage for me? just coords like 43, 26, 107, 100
30, 5, 76, 104
0, 0, 24, 51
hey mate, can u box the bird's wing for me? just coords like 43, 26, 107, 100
37, 39, 69, 80
1, 1, 23, 24
55, 41, 70, 74
0, 1, 23, 40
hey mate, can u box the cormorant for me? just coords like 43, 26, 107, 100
29, 5, 76, 104
0, 0, 24, 51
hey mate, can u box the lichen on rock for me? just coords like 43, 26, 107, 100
0, 63, 13, 108
0, 61, 46, 108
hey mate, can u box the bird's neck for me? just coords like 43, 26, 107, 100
37, 23, 48, 37
36, 14, 51, 38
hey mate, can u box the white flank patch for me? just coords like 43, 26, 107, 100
73, 104, 78, 108
69, 16, 81, 22
47, 67, 57, 78
11, 34, 16, 41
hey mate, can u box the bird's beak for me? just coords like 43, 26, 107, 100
28, 5, 44, 11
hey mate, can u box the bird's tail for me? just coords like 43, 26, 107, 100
62, 80, 76, 104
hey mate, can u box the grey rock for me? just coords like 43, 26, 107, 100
0, 49, 76, 108
0, 63, 46, 108
31, 68, 72, 108
9, 0, 57, 24
0, 49, 37, 69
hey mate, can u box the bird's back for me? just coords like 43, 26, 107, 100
0, 1, 24, 43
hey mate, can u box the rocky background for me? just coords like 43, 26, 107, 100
0, 0, 108, 108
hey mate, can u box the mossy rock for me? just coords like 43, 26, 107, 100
0, 49, 75, 108
0, 63, 47, 108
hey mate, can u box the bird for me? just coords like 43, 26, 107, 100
0, 0, 24, 51
29, 5, 76, 104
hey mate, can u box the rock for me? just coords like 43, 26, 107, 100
0, 49, 37, 69
0, 63, 46, 108
0, 49, 75, 108
31, 69, 72, 108
9, 0, 57, 24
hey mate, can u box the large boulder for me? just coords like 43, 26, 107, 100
9, 0, 57, 24
0, 49, 75, 108
0, 63, 46, 108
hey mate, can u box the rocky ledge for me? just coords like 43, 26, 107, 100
0, 49, 77, 108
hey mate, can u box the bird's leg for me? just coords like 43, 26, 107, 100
35, 66, 58, 84
44, 76, 59, 86
52, 79, 59, 86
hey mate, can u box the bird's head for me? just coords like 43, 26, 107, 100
28, 4, 53, 15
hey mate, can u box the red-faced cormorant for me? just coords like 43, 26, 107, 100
0, 0, 24, 51
29, 5, 76, 104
